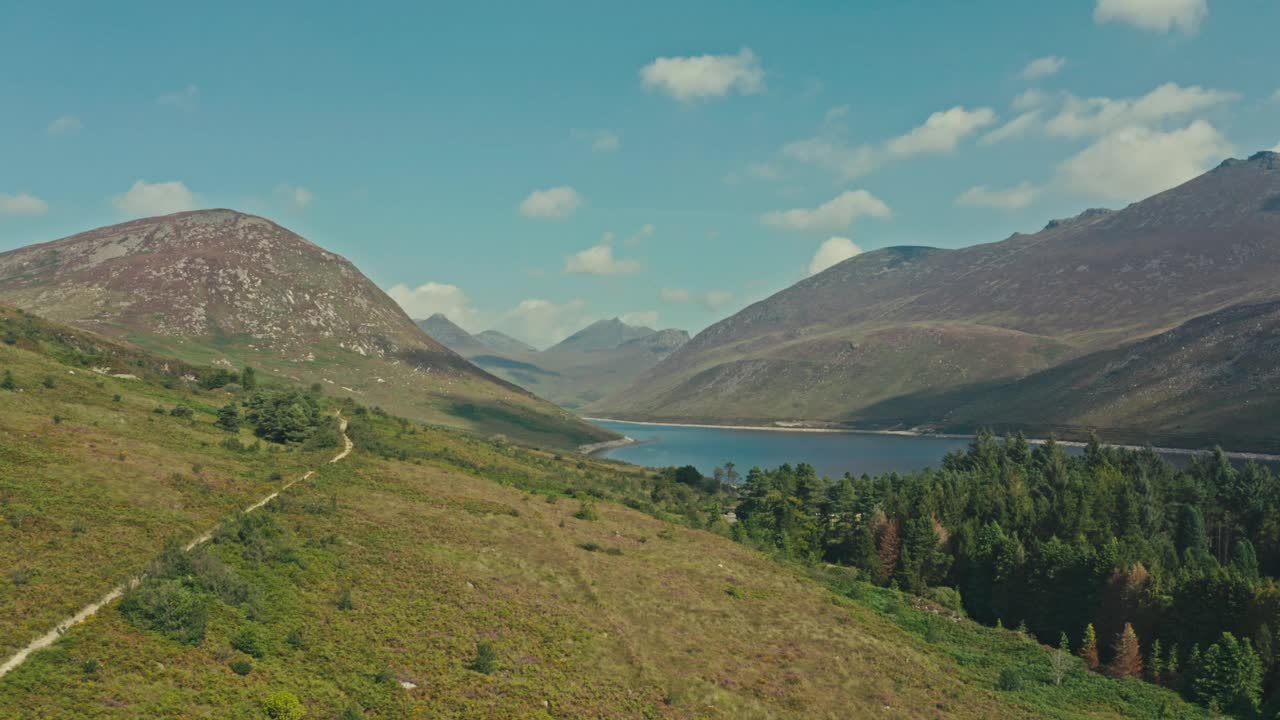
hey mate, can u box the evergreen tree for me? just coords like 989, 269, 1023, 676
1079, 623, 1100, 670
1147, 638, 1163, 684
240, 366, 257, 391
0, 369, 14, 390
1107, 623, 1143, 678
1193, 632, 1263, 716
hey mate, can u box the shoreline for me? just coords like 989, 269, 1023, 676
577, 435, 640, 455
584, 417, 1280, 464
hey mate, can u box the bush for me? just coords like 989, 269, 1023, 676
231, 626, 266, 658
468, 641, 497, 674
119, 579, 210, 645
230, 658, 252, 676
170, 404, 194, 419
263, 690, 305, 719
577, 542, 601, 552
996, 668, 1022, 691
215, 402, 241, 432
924, 586, 964, 614
573, 502, 598, 521
41, 375, 56, 389
336, 588, 354, 611
1, 370, 16, 390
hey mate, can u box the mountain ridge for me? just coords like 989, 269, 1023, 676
593, 152, 1280, 448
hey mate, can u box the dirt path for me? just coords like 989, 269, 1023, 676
0, 415, 353, 679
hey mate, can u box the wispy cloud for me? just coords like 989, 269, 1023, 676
640, 48, 764, 102
157, 84, 200, 111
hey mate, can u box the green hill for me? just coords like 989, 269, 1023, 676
0, 306, 1206, 718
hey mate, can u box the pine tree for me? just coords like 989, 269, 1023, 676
875, 515, 901, 579
0, 369, 15, 391
1193, 633, 1263, 716
1079, 623, 1100, 670
1049, 631, 1074, 686
1107, 623, 1143, 678
241, 366, 257, 391
1147, 638, 1163, 684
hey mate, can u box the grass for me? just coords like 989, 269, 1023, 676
0, 306, 1209, 718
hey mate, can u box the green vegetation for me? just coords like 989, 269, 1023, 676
0, 304, 1208, 717
731, 430, 1279, 716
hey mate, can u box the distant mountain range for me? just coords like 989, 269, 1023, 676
416, 315, 689, 410
0, 209, 614, 449
595, 151, 1280, 451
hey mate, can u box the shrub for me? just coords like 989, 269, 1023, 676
924, 586, 964, 614
339, 706, 365, 720
263, 690, 305, 719
41, 375, 56, 389
577, 542, 601, 552
112, 394, 122, 402
231, 627, 266, 659
336, 588, 355, 611
0, 369, 16, 390
81, 658, 99, 675
51, 415, 62, 425
285, 627, 305, 650
573, 502, 598, 521
996, 668, 1022, 691
230, 659, 252, 676
170, 404, 194, 419
468, 641, 497, 674
215, 402, 241, 432
119, 579, 210, 645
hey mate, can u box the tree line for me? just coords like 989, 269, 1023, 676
728, 432, 1280, 717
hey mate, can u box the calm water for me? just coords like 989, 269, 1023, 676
594, 420, 975, 478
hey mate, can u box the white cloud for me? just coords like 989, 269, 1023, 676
47, 115, 82, 136
564, 243, 641, 275
621, 311, 659, 328
274, 184, 313, 209
761, 190, 891, 232
979, 111, 1041, 146
1021, 56, 1067, 80
518, 186, 583, 219
112, 180, 197, 217
808, 237, 863, 275
499, 298, 592, 347
886, 106, 997, 157
702, 290, 734, 311
660, 288, 692, 304
1094, 0, 1207, 34
157, 84, 200, 111
639, 48, 764, 101
1046, 82, 1236, 138
386, 281, 489, 330
1056, 120, 1231, 201
954, 182, 1042, 209
781, 137, 880, 180
0, 192, 49, 216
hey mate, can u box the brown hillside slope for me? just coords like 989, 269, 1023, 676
0, 210, 612, 448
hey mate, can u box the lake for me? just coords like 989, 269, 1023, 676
592, 420, 977, 478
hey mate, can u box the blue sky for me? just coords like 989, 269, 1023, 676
2, 1, 1278, 347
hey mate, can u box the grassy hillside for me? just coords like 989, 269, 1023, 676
0, 308, 1208, 718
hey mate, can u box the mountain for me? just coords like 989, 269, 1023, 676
0, 307, 1201, 718
474, 329, 537, 354
595, 152, 1280, 448
932, 300, 1280, 451
417, 313, 489, 356
416, 314, 688, 410
0, 209, 613, 448
546, 317, 657, 354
